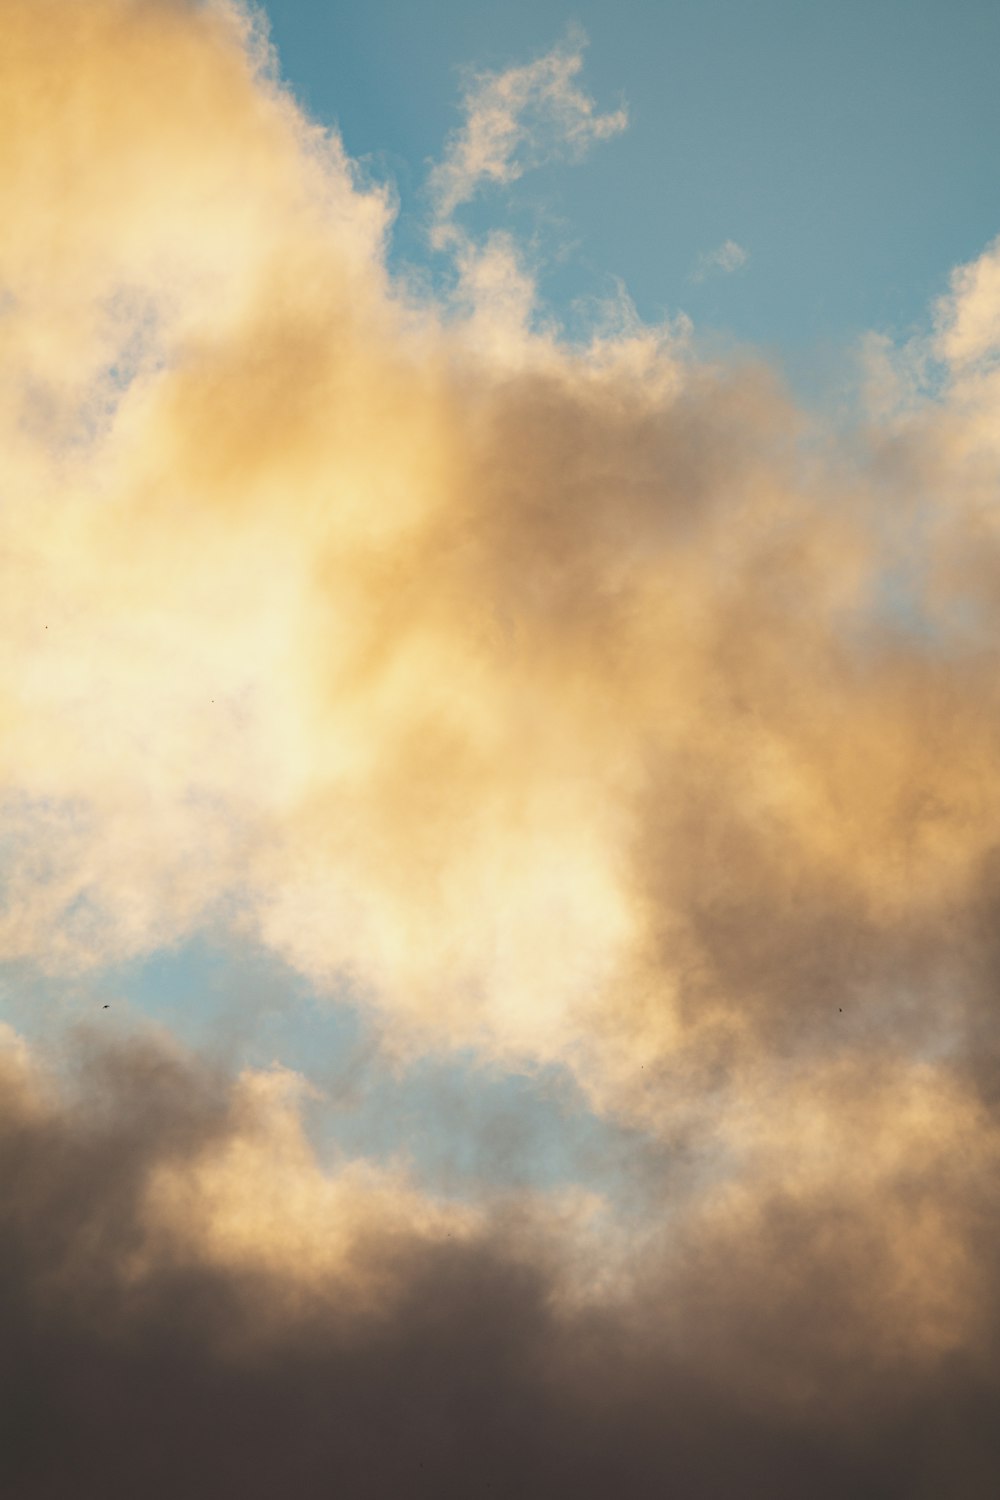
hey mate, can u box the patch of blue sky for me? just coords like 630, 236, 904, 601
0, 933, 675, 1211
263, 0, 1000, 378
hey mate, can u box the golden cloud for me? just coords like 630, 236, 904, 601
3, 8, 1000, 1411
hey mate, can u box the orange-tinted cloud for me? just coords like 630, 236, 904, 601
4, 9, 1000, 1489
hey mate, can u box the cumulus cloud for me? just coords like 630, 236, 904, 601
4, 0, 1000, 1103
4, 2, 1000, 1489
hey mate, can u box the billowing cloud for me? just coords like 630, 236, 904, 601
3, 1026, 1000, 1496
4, 0, 1000, 1106
4, 2, 1000, 1490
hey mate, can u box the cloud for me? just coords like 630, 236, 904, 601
2, 1026, 1000, 1497
934, 232, 1000, 372
4, 3, 1000, 1487
690, 238, 749, 282
423, 33, 626, 350
427, 31, 627, 244
5, 0, 1000, 1108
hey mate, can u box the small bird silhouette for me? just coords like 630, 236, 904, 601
103, 1004, 110, 1010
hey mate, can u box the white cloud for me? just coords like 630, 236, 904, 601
690, 239, 749, 283
427, 32, 627, 248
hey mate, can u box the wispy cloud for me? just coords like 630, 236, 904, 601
423, 32, 627, 348
428, 30, 627, 245
690, 237, 749, 282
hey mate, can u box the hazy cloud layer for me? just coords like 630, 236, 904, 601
4, 1, 1000, 1490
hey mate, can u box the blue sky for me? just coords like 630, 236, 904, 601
265, 0, 1000, 367
2, 935, 675, 1208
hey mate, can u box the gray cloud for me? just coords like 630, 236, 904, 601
2, 1030, 1000, 1498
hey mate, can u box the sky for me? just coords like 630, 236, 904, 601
3, 0, 1000, 1494
266, 0, 1000, 365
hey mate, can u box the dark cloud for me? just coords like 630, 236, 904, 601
2, 1032, 1000, 1499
